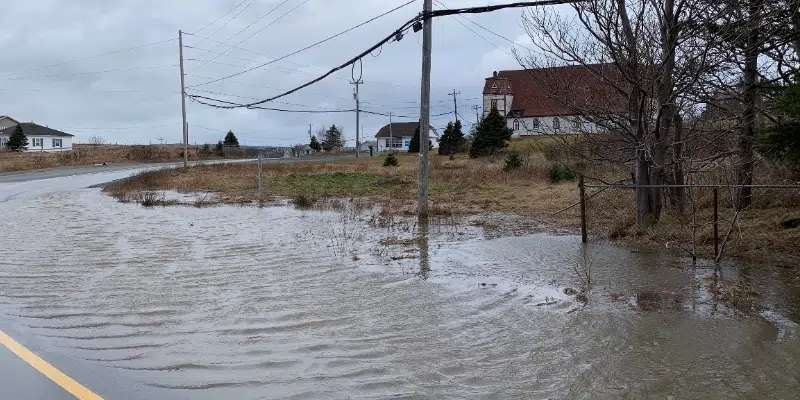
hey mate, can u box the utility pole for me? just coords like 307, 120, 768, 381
178, 30, 188, 168
351, 64, 363, 158
388, 111, 393, 154
418, 0, 433, 217
473, 104, 481, 124
308, 124, 312, 143
449, 89, 461, 122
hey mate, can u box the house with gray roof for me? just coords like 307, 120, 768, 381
374, 122, 439, 153
0, 120, 74, 152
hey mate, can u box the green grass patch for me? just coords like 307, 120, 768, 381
271, 172, 411, 198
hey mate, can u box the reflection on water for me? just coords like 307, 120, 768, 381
0, 189, 798, 399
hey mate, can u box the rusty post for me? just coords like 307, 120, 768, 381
579, 174, 587, 244
713, 187, 719, 259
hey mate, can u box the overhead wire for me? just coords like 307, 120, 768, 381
187, 0, 576, 109
192, 0, 252, 35
0, 38, 175, 78
186, 0, 418, 88
190, 0, 304, 72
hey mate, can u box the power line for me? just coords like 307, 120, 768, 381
0, 38, 175, 78
187, 0, 417, 88
0, 65, 177, 81
200, 0, 259, 42
190, 0, 304, 72
192, 0, 252, 35
187, 0, 576, 110
183, 36, 459, 94
435, 0, 535, 52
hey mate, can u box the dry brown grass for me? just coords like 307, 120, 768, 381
103, 146, 800, 264
104, 153, 582, 219
0, 144, 254, 173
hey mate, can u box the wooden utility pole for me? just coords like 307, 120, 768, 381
473, 104, 481, 124
178, 30, 188, 168
418, 0, 433, 217
388, 111, 393, 154
449, 89, 461, 122
351, 70, 363, 158
308, 124, 312, 142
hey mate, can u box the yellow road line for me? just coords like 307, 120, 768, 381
0, 329, 103, 400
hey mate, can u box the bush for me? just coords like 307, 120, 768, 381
548, 165, 576, 183
503, 151, 523, 171
383, 153, 399, 167
179, 151, 185, 159
293, 194, 316, 209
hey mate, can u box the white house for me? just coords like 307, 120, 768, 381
0, 120, 74, 152
374, 122, 439, 153
483, 65, 619, 137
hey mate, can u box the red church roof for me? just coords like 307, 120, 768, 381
482, 64, 623, 118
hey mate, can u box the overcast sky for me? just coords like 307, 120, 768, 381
0, 0, 545, 146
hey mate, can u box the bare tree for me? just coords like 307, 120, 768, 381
87, 135, 106, 146
517, 0, 715, 228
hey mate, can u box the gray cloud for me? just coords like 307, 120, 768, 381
0, 0, 532, 146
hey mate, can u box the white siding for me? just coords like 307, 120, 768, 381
0, 134, 73, 152
507, 116, 600, 138
375, 130, 439, 153
483, 94, 514, 117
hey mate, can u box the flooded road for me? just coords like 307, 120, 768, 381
0, 172, 798, 399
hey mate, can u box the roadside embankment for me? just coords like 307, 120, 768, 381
102, 148, 800, 264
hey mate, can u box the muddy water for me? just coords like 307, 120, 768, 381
0, 188, 798, 399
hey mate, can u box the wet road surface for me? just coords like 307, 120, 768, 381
0, 163, 798, 399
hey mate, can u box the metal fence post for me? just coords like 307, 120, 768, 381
579, 174, 587, 244
713, 187, 719, 259
258, 154, 263, 199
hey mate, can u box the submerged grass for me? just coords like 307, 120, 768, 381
103, 144, 800, 264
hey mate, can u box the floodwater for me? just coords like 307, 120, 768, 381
0, 182, 799, 398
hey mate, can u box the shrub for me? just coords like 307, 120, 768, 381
293, 194, 316, 209
503, 151, 523, 171
383, 153, 399, 167
548, 165, 577, 183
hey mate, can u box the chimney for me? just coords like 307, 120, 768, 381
493, 71, 498, 78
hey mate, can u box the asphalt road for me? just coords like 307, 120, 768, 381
0, 155, 351, 399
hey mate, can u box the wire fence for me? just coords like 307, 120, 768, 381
577, 177, 800, 261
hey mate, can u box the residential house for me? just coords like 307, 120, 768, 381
0, 115, 19, 131
374, 122, 439, 153
358, 140, 377, 154
0, 121, 74, 152
483, 65, 620, 137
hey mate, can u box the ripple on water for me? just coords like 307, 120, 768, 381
0, 189, 797, 399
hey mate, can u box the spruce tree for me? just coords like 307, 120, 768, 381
6, 125, 28, 151
438, 120, 467, 155
309, 136, 322, 151
321, 125, 343, 151
469, 106, 513, 158
408, 125, 421, 153
223, 130, 239, 147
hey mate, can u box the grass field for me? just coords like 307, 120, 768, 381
0, 144, 256, 173
103, 139, 800, 264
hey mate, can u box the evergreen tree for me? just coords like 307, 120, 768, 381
309, 136, 322, 151
469, 106, 513, 158
408, 125, 434, 153
759, 79, 800, 167
321, 125, 344, 151
223, 130, 239, 147
408, 125, 421, 153
438, 120, 466, 155
6, 125, 28, 151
